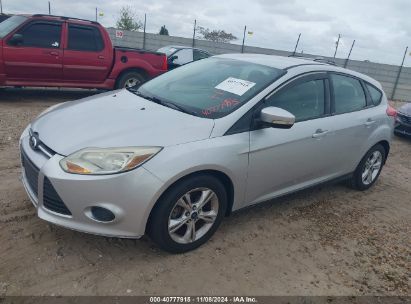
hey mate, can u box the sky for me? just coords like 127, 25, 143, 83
2, 0, 411, 66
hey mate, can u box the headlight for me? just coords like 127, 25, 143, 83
60, 147, 162, 175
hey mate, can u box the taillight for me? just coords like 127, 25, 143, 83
162, 55, 168, 70
386, 104, 397, 117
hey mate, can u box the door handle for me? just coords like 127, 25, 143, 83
312, 129, 329, 138
98, 55, 105, 60
49, 51, 59, 56
364, 119, 376, 127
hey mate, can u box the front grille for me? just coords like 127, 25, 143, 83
398, 113, 411, 125
43, 177, 72, 216
21, 150, 40, 197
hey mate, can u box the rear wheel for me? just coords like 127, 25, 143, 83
147, 175, 227, 253
116, 71, 146, 89
349, 144, 386, 191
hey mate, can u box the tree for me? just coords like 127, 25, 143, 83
116, 6, 142, 31
159, 25, 169, 36
196, 26, 237, 43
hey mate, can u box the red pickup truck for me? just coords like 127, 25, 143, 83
0, 14, 168, 89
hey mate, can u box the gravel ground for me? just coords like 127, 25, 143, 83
0, 88, 410, 296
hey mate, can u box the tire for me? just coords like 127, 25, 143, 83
147, 175, 227, 253
349, 144, 386, 191
115, 71, 146, 89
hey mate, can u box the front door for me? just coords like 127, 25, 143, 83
245, 74, 337, 206
3, 21, 63, 81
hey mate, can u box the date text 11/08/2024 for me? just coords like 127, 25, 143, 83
149, 296, 258, 303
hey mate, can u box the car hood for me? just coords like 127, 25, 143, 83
398, 103, 411, 115
31, 90, 214, 156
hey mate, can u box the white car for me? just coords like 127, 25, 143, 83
20, 54, 395, 253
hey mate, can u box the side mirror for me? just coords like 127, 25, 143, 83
8, 33, 24, 46
259, 106, 295, 129
169, 55, 178, 62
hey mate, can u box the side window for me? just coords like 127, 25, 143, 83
265, 79, 325, 122
68, 25, 104, 52
13, 22, 61, 48
365, 83, 383, 105
173, 49, 193, 65
193, 49, 210, 61
331, 74, 366, 114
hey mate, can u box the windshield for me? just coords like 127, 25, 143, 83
0, 15, 27, 38
136, 57, 285, 119
157, 46, 178, 57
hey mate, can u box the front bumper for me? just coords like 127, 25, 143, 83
394, 114, 411, 137
19, 130, 165, 238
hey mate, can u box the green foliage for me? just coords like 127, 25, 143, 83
159, 25, 169, 36
116, 6, 142, 31
196, 26, 237, 43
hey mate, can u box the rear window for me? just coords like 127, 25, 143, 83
68, 24, 104, 52
366, 83, 383, 105
158, 46, 177, 57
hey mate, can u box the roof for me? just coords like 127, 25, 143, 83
161, 45, 210, 52
215, 53, 328, 69
29, 14, 99, 25
214, 53, 382, 89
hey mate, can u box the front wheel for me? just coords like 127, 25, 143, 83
147, 175, 227, 253
349, 144, 386, 191
115, 71, 146, 89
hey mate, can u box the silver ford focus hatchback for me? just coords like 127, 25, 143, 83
20, 54, 396, 253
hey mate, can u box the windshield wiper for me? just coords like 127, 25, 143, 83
130, 89, 198, 116
160, 100, 198, 116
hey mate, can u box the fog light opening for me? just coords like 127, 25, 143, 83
90, 206, 115, 222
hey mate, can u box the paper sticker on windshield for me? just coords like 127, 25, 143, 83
215, 77, 256, 96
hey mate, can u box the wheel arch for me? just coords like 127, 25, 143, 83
145, 169, 235, 233
377, 140, 390, 164
115, 67, 148, 88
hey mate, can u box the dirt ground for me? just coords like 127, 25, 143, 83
0, 88, 410, 296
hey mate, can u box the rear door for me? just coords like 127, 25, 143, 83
327, 73, 376, 173
63, 23, 111, 82
3, 20, 63, 81
245, 73, 339, 205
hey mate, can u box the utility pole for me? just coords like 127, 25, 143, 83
48, 1, 51, 15
143, 13, 147, 49
333, 34, 341, 59
1, 0, 3, 14
192, 19, 196, 48
391, 46, 408, 100
292, 33, 301, 56
95, 7, 97, 22
241, 25, 247, 53
344, 39, 355, 68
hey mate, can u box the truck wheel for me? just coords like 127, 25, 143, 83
116, 71, 146, 89
147, 174, 227, 253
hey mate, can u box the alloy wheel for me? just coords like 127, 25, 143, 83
362, 151, 383, 185
168, 187, 219, 244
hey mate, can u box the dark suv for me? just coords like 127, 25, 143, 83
395, 103, 411, 137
